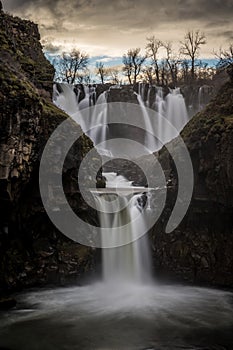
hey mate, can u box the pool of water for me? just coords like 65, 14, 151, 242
0, 283, 233, 350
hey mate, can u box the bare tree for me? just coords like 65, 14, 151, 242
180, 59, 190, 83
180, 30, 206, 81
195, 60, 215, 82
163, 42, 179, 86
122, 48, 147, 84
215, 44, 233, 81
160, 59, 169, 86
146, 37, 163, 85
142, 66, 154, 85
108, 67, 121, 84
122, 54, 133, 84
76, 68, 92, 84
58, 49, 89, 84
96, 62, 108, 84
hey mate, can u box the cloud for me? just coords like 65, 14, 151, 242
97, 57, 120, 63
2, 0, 233, 57
218, 31, 233, 41
42, 41, 62, 54
4, 0, 233, 25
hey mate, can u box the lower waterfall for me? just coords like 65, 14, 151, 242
94, 173, 152, 284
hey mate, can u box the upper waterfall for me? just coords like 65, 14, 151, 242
53, 83, 190, 155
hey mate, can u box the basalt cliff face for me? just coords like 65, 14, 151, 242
0, 10, 101, 293
152, 81, 233, 287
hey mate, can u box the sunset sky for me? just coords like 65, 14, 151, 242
2, 0, 233, 65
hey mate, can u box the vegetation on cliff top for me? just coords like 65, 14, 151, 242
0, 9, 54, 92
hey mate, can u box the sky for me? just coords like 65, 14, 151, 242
2, 0, 233, 64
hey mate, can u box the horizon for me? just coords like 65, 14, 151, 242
45, 52, 219, 84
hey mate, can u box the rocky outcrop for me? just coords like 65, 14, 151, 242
0, 11, 102, 293
151, 81, 233, 287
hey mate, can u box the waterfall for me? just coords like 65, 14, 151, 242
146, 85, 151, 107
135, 86, 189, 151
53, 83, 153, 285
136, 93, 159, 151
165, 88, 188, 130
138, 82, 145, 101
79, 85, 96, 109
53, 83, 79, 115
88, 91, 108, 147
53, 83, 189, 154
53, 83, 97, 113
52, 83, 188, 286
139, 82, 150, 107
53, 83, 109, 154
198, 85, 213, 112
155, 87, 165, 116
198, 86, 203, 111
162, 87, 189, 144
94, 172, 152, 284
154, 87, 165, 145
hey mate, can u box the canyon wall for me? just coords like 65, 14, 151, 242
0, 10, 101, 293
151, 81, 233, 287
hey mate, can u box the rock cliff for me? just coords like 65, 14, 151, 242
152, 81, 233, 287
0, 10, 101, 293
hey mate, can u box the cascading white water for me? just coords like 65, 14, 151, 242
138, 82, 145, 102
53, 83, 79, 115
159, 87, 189, 144
198, 85, 213, 112
53, 83, 189, 154
154, 87, 166, 145
136, 93, 159, 151
155, 86, 165, 116
136, 85, 189, 150
79, 85, 96, 109
139, 83, 151, 107
88, 91, 108, 148
198, 86, 204, 111
94, 172, 152, 284
165, 88, 188, 132
53, 83, 109, 154
53, 83, 97, 114
146, 86, 151, 107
